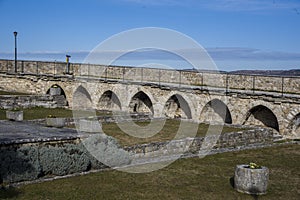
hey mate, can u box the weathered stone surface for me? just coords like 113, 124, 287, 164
46, 118, 66, 128
1, 59, 300, 138
82, 133, 131, 168
6, 110, 23, 121
0, 122, 130, 184
234, 164, 269, 195
0, 121, 79, 145
0, 95, 66, 109
125, 126, 276, 158
0, 118, 280, 184
78, 119, 102, 133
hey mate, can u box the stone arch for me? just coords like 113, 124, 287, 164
288, 113, 300, 137
46, 84, 68, 106
286, 107, 300, 121
97, 90, 121, 111
243, 105, 279, 131
163, 94, 192, 119
73, 85, 93, 110
200, 99, 232, 124
129, 91, 154, 114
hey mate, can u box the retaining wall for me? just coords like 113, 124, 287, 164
0, 135, 130, 184
0, 95, 67, 109
126, 127, 276, 159
0, 126, 277, 184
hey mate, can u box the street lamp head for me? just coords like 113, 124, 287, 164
14, 31, 18, 37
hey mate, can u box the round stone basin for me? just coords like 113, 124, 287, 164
234, 164, 269, 195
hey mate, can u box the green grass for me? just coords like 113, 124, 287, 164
0, 107, 115, 120
0, 107, 74, 120
0, 90, 30, 95
1, 144, 299, 199
0, 107, 112, 121
102, 120, 247, 146
0, 107, 248, 146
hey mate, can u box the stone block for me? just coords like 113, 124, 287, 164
79, 119, 102, 133
46, 117, 65, 128
6, 110, 23, 121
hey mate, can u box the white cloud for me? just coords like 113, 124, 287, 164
1, 47, 300, 70
2, 47, 300, 61
206, 47, 300, 60
119, 0, 300, 12
204, 0, 300, 11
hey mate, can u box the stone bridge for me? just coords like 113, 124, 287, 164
0, 59, 299, 138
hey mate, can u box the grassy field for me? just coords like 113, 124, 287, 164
0, 144, 299, 200
0, 107, 114, 120
0, 107, 247, 146
0, 107, 74, 120
102, 120, 247, 146
0, 91, 30, 95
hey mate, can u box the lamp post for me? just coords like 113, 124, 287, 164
66, 54, 71, 74
13, 31, 18, 73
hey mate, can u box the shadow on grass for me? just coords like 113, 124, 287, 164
229, 176, 234, 188
0, 186, 22, 199
229, 176, 259, 200
249, 187, 259, 200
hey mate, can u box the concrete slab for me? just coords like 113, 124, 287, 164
0, 120, 80, 145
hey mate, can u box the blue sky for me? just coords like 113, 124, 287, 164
0, 0, 300, 71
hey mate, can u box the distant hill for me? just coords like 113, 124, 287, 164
229, 69, 300, 76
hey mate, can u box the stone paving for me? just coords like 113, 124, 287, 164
0, 120, 81, 145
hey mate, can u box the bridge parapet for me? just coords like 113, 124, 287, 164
0, 59, 299, 96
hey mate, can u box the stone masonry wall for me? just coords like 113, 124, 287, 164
126, 127, 276, 159
0, 135, 130, 184
0, 68, 300, 137
0, 126, 276, 184
0, 60, 67, 75
0, 95, 67, 109
0, 140, 97, 183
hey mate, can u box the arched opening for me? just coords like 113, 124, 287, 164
164, 94, 192, 119
243, 105, 279, 131
46, 84, 68, 106
129, 91, 153, 115
288, 113, 300, 136
73, 86, 93, 110
98, 90, 121, 111
200, 99, 232, 124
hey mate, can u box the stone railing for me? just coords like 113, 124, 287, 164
1, 59, 299, 95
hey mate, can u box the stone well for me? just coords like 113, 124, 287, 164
234, 164, 269, 195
